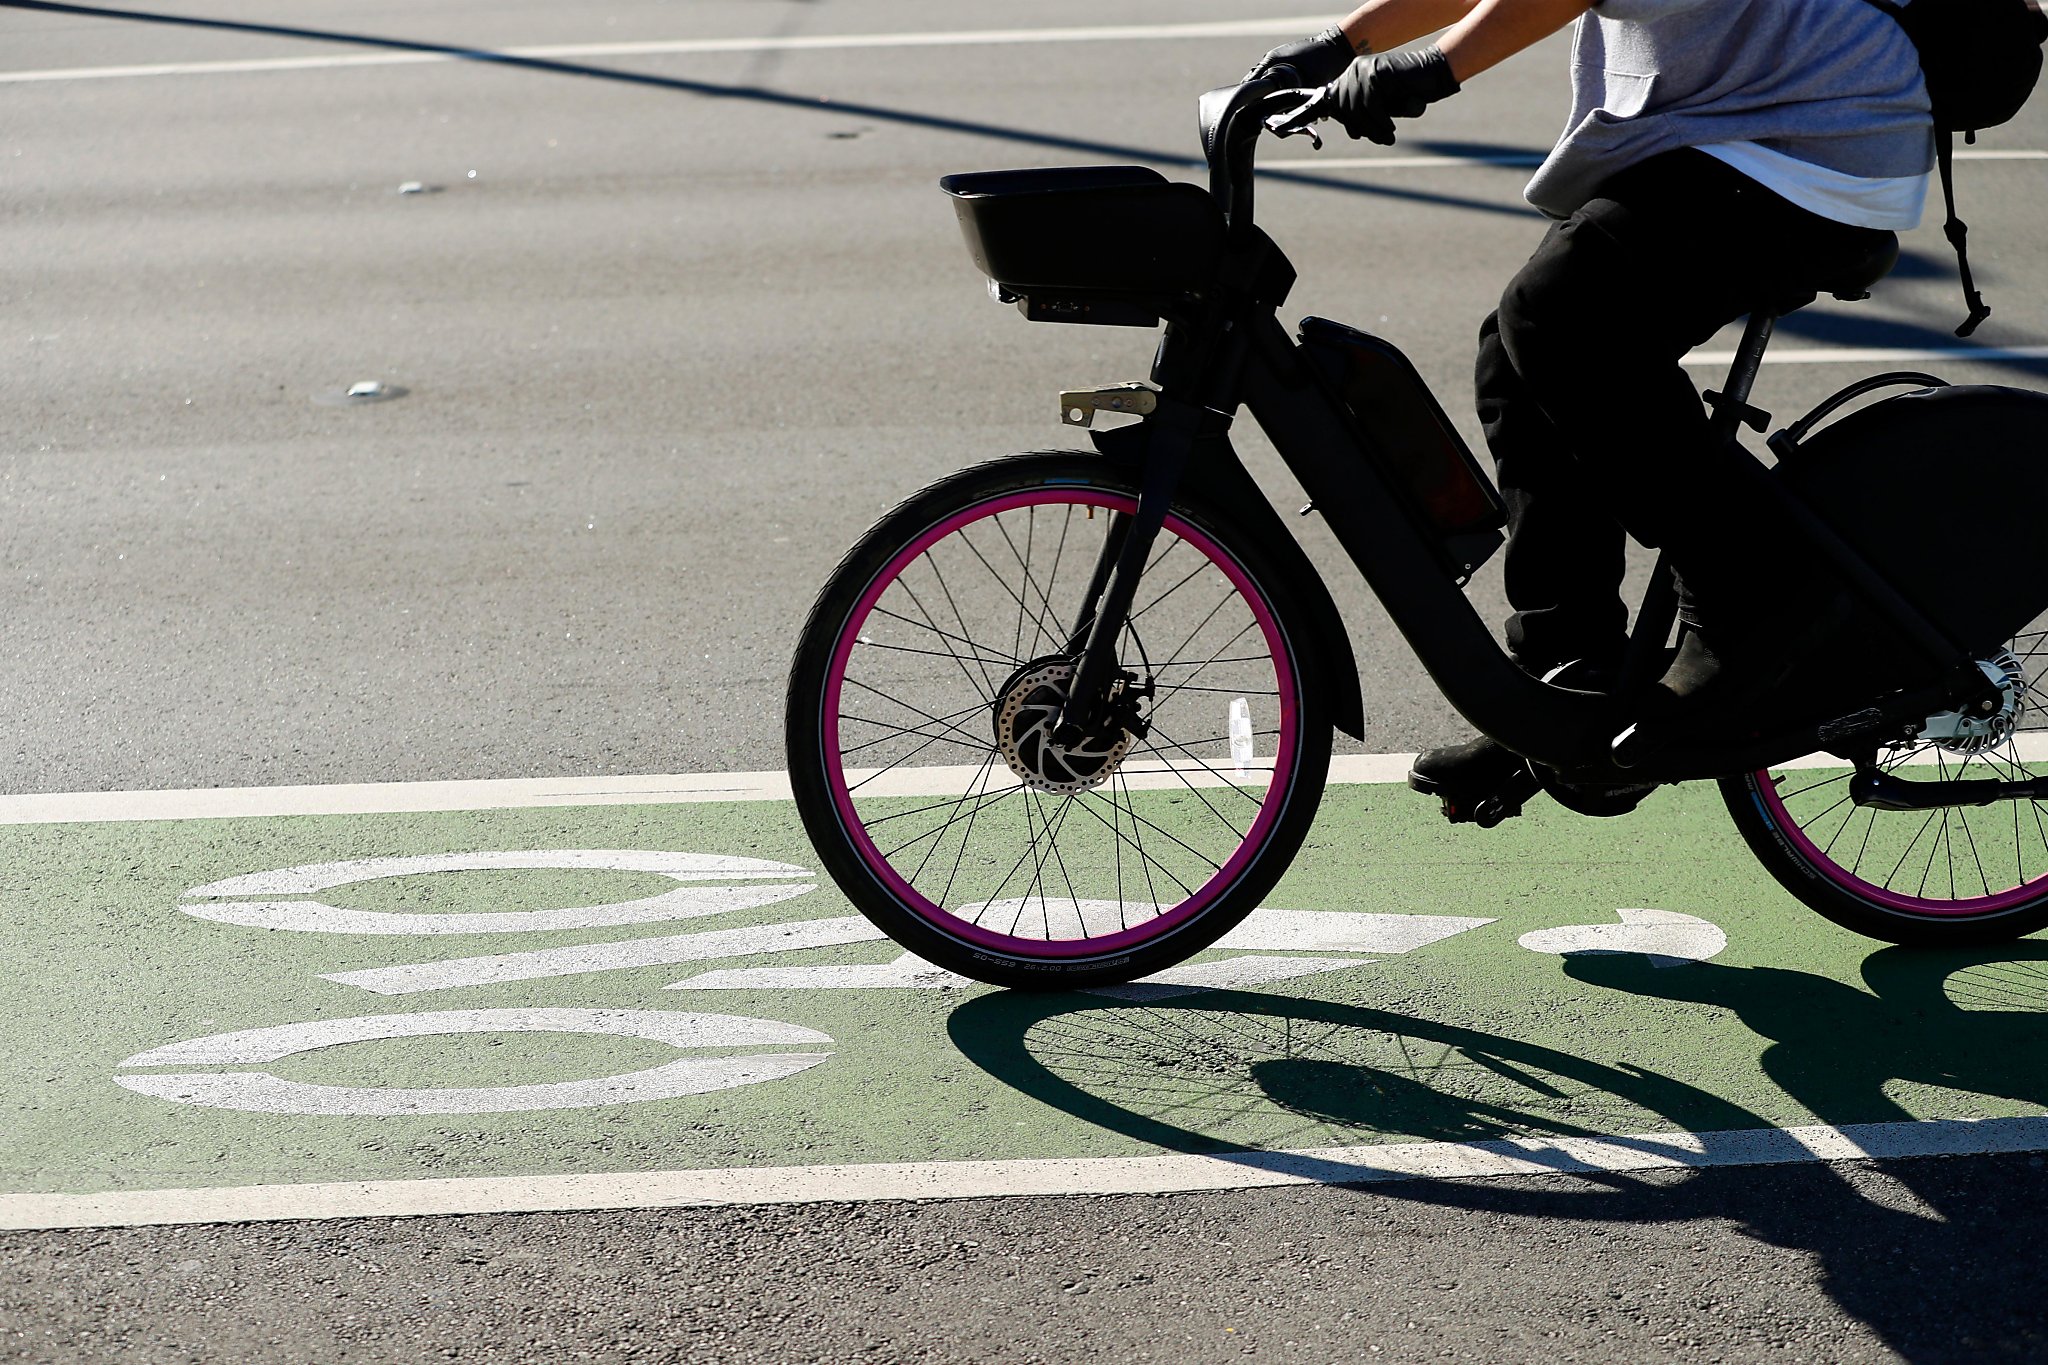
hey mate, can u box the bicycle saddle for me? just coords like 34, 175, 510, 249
1818, 231, 1902, 301
1773, 231, 1901, 313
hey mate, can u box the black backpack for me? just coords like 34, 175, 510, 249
1858, 0, 2048, 335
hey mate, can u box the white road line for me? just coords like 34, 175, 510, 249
0, 753, 1415, 824
1684, 345, 2048, 367
4, 1114, 2043, 1230
0, 17, 1326, 85
5, 738, 2044, 824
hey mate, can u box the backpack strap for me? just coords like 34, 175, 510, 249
1853, 0, 1994, 336
1936, 127, 1993, 338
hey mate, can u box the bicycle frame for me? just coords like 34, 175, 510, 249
989, 78, 2000, 789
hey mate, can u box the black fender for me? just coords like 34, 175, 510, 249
1780, 383, 2048, 656
1091, 423, 1367, 740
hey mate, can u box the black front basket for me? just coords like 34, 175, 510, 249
941, 166, 1226, 298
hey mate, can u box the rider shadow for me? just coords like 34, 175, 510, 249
948, 942, 2048, 1359
1557, 941, 2048, 1132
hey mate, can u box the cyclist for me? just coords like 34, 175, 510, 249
1246, 0, 1935, 810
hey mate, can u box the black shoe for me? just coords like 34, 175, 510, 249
1409, 737, 1540, 827
1616, 592, 1854, 762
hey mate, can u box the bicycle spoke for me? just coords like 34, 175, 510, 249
1150, 620, 1261, 712
1882, 809, 1945, 892
1142, 719, 1268, 816
891, 576, 994, 705
1067, 790, 1200, 899
1130, 559, 1211, 624
839, 699, 992, 756
867, 605, 1022, 667
905, 751, 1005, 881
921, 550, 1002, 700
939, 753, 1006, 912
881, 785, 1021, 862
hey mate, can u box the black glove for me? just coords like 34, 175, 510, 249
1244, 26, 1360, 89
1328, 46, 1461, 145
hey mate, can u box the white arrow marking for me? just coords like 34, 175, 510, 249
1517, 908, 1728, 968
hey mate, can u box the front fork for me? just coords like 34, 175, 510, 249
1051, 402, 1199, 743
1053, 323, 1244, 742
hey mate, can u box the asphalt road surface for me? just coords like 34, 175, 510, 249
7, 2, 2048, 1361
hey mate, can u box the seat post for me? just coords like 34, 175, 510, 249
1703, 311, 1778, 441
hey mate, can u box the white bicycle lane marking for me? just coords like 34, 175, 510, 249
10, 1116, 2048, 1231
116, 1009, 833, 1116
110, 847, 1498, 1118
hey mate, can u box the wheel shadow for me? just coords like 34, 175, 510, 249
947, 940, 2048, 1361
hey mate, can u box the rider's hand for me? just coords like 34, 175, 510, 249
1244, 26, 1361, 89
1327, 46, 1461, 146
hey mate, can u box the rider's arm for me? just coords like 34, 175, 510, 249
1433, 0, 1593, 81
1333, 0, 1483, 56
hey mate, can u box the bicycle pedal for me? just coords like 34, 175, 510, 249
1471, 796, 1526, 829
1414, 758, 1541, 827
1428, 788, 1530, 827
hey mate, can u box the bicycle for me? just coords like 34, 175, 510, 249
785, 73, 2048, 988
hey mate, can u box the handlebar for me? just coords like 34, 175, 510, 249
1198, 71, 1323, 242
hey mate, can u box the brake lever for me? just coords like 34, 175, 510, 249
1262, 89, 1327, 150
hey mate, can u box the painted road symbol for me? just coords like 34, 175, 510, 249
5, 773, 2041, 1226
115, 1008, 833, 1115
134, 849, 1498, 1116
182, 850, 816, 935
1518, 907, 1729, 968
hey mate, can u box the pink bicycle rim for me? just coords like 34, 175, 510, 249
822, 486, 1300, 959
1752, 768, 2048, 917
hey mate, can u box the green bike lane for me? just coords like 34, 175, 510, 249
4, 766, 2046, 1228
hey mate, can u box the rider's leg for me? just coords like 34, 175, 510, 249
1410, 307, 1635, 813
1490, 150, 1888, 727
1477, 308, 1631, 680
1416, 150, 1889, 809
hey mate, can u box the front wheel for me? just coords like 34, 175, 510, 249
786, 453, 1332, 988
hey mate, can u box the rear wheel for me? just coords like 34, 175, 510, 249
1722, 620, 2048, 944
786, 453, 1331, 987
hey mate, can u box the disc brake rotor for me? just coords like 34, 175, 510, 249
993, 659, 1138, 795
1922, 651, 2030, 756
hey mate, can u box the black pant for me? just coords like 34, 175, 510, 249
1477, 149, 1893, 677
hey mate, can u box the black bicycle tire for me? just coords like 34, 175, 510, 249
1718, 770, 2048, 945
784, 451, 1333, 989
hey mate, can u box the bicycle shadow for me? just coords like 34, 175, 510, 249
947, 941, 2048, 1360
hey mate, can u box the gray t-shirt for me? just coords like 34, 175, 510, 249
1524, 0, 1934, 218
